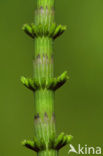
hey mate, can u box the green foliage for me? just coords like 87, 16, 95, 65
54, 133, 73, 150
22, 133, 72, 152
21, 71, 69, 91
22, 23, 66, 39
22, 138, 46, 152
49, 133, 73, 150
47, 71, 69, 90
21, 76, 40, 91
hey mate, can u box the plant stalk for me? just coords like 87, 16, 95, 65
21, 0, 72, 155
33, 0, 57, 155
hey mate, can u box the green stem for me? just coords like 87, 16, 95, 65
21, 0, 72, 155
34, 90, 55, 141
38, 150, 58, 156
33, 37, 54, 81
33, 0, 56, 155
35, 0, 55, 26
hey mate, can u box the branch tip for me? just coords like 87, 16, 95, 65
54, 133, 73, 150
22, 138, 46, 152
47, 71, 69, 90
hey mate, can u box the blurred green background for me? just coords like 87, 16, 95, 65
0, 0, 103, 156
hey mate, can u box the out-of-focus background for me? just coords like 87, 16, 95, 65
0, 0, 103, 156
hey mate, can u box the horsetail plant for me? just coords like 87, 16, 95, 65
21, 0, 73, 156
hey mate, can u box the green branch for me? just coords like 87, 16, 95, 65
23, 24, 66, 40
21, 71, 69, 91
22, 133, 72, 152
47, 71, 69, 90
22, 138, 46, 152
49, 133, 73, 150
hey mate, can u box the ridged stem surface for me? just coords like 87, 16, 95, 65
33, 0, 57, 155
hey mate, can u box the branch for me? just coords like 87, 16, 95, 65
47, 71, 69, 90
49, 133, 73, 150
20, 76, 40, 91
21, 71, 69, 91
53, 25, 67, 39
22, 137, 46, 152
22, 24, 34, 38
22, 23, 66, 40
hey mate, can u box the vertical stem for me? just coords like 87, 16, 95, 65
35, 0, 55, 26
33, 0, 57, 155
21, 0, 71, 154
33, 37, 54, 82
